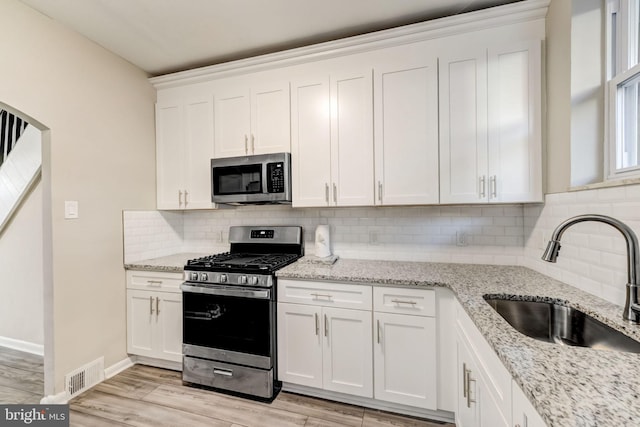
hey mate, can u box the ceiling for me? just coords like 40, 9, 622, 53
19, 0, 522, 77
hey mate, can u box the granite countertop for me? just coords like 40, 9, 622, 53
124, 253, 208, 272
277, 257, 640, 427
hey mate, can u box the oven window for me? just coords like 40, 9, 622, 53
183, 292, 272, 357
213, 164, 262, 195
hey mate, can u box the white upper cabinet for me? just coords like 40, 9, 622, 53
291, 69, 374, 207
156, 92, 214, 210
374, 55, 439, 205
214, 80, 290, 158
290, 76, 332, 207
439, 40, 542, 204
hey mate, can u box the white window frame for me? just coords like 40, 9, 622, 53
606, 0, 640, 180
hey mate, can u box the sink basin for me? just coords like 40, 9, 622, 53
484, 297, 640, 353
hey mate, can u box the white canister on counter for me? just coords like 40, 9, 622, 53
314, 225, 332, 258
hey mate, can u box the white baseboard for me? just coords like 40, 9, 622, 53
132, 355, 182, 371
40, 391, 69, 405
0, 336, 44, 356
282, 383, 455, 423
104, 356, 135, 379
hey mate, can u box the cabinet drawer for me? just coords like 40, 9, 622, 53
126, 270, 183, 292
373, 287, 435, 317
278, 279, 372, 310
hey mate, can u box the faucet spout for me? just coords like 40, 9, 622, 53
541, 214, 640, 323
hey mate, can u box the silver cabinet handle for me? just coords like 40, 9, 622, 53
490, 175, 497, 198
315, 313, 319, 336
213, 368, 233, 377
311, 293, 332, 300
377, 319, 381, 344
184, 190, 189, 206
333, 183, 337, 203
251, 134, 255, 153
178, 190, 183, 206
462, 362, 468, 398
244, 135, 248, 154
324, 314, 328, 337
156, 297, 160, 316
325, 183, 329, 204
391, 299, 417, 305
479, 176, 486, 198
378, 181, 383, 202
149, 296, 154, 315
466, 368, 476, 408
146, 280, 162, 287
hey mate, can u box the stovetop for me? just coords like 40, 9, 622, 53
185, 252, 301, 274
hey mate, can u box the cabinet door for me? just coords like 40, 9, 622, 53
156, 100, 184, 210
487, 41, 542, 203
512, 381, 546, 427
277, 303, 323, 388
374, 312, 437, 409
155, 292, 183, 362
456, 338, 480, 427
330, 70, 374, 206
214, 87, 251, 158
251, 82, 291, 154
290, 77, 332, 207
439, 50, 489, 204
322, 307, 373, 398
374, 58, 439, 205
184, 95, 214, 209
127, 290, 155, 357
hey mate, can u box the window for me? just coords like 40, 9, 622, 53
607, 0, 640, 179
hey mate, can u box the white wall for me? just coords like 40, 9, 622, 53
0, 0, 157, 396
0, 180, 43, 353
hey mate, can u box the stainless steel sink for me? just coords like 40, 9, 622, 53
484, 297, 640, 353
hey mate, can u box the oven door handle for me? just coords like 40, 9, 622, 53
181, 283, 271, 299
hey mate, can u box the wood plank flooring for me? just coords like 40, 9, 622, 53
0, 346, 44, 404
70, 364, 456, 427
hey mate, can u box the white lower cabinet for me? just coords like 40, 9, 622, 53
277, 304, 373, 397
512, 381, 546, 427
373, 287, 437, 410
455, 300, 547, 427
277, 280, 373, 398
126, 271, 183, 363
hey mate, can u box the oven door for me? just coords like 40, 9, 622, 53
181, 283, 275, 369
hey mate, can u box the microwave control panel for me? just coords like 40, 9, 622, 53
266, 162, 285, 193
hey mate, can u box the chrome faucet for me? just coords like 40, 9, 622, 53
542, 214, 640, 323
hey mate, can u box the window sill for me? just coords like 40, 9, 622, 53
568, 177, 640, 192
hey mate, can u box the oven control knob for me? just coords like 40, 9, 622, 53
220, 274, 227, 283
199, 272, 208, 282
189, 272, 198, 281
239, 275, 248, 285
249, 276, 259, 286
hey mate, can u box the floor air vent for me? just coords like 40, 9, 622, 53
64, 356, 104, 398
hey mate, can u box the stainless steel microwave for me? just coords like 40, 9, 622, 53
211, 152, 292, 205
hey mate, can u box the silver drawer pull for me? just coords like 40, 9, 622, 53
213, 368, 233, 377
147, 280, 162, 286
311, 293, 332, 300
391, 299, 417, 305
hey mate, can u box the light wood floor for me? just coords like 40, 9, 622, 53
69, 364, 456, 427
0, 346, 44, 403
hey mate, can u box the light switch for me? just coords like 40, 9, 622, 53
64, 201, 79, 219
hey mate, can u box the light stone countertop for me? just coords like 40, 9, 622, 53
125, 254, 640, 426
124, 253, 209, 272
277, 257, 640, 427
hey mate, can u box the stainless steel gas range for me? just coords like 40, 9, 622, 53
181, 225, 303, 400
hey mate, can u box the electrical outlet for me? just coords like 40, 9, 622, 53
456, 230, 468, 247
64, 201, 79, 219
